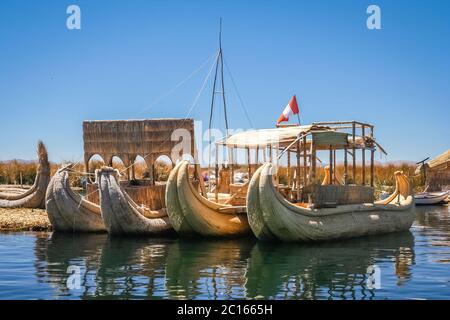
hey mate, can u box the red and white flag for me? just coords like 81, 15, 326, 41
276, 95, 300, 125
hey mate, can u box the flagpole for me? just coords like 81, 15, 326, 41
297, 113, 301, 126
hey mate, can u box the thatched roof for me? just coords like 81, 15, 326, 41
83, 119, 195, 167
428, 149, 450, 170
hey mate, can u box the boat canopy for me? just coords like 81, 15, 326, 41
215, 124, 368, 150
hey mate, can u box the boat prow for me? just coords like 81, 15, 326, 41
45, 165, 106, 232
0, 141, 50, 209
97, 167, 173, 235
165, 160, 250, 237
247, 163, 416, 242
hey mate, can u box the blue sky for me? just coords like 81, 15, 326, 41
0, 0, 449, 163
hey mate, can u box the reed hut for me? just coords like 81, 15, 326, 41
83, 118, 195, 208
416, 149, 450, 191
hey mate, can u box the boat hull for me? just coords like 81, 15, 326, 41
98, 167, 173, 235
247, 163, 416, 242
414, 191, 449, 205
165, 160, 251, 237
45, 167, 106, 232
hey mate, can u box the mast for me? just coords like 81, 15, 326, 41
208, 18, 231, 190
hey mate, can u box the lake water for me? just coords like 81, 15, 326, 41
0, 205, 449, 300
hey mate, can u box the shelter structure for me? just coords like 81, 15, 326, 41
416, 150, 450, 191
83, 118, 195, 182
83, 118, 195, 209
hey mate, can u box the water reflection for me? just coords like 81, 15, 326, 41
33, 229, 416, 299
246, 232, 415, 299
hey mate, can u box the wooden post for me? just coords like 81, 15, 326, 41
20, 172, 23, 189
269, 145, 273, 163
362, 125, 366, 186
302, 135, 307, 185
287, 150, 291, 187
344, 145, 348, 185
334, 149, 337, 184
215, 146, 219, 202
329, 146, 333, 185
352, 122, 356, 184
296, 140, 301, 199
310, 139, 316, 183
256, 145, 260, 164
370, 126, 375, 187
247, 147, 251, 178
131, 163, 135, 181
230, 146, 234, 184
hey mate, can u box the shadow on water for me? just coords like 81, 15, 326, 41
33, 230, 416, 300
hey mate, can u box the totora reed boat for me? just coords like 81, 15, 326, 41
247, 163, 415, 241
97, 167, 173, 235
45, 165, 106, 232
165, 160, 250, 237
246, 122, 416, 241
0, 141, 50, 209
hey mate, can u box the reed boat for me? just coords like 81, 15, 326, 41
97, 167, 173, 235
414, 191, 450, 205
45, 165, 106, 232
246, 121, 415, 242
165, 160, 250, 237
0, 141, 50, 209
248, 163, 415, 241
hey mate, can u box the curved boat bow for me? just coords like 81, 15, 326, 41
0, 141, 50, 209
45, 166, 106, 232
165, 160, 250, 237
97, 167, 172, 235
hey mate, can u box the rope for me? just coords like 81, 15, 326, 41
118, 50, 220, 175
134, 51, 218, 117
223, 57, 254, 128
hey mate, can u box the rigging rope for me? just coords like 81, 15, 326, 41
134, 51, 218, 117
117, 50, 220, 175
223, 57, 254, 128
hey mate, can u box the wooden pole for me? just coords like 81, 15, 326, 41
333, 149, 337, 184
247, 147, 251, 178
269, 145, 273, 163
296, 140, 301, 200
287, 150, 291, 187
344, 145, 348, 185
362, 125, 366, 186
352, 122, 356, 184
310, 139, 316, 183
215, 145, 219, 202
230, 146, 234, 184
329, 146, 333, 185
370, 126, 375, 187
302, 135, 307, 185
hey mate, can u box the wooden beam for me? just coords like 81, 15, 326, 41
302, 135, 307, 186
247, 146, 252, 178
287, 150, 291, 187
329, 146, 333, 185
362, 125, 366, 186
215, 146, 219, 202
343, 145, 348, 185
370, 126, 375, 187
311, 140, 316, 183
352, 121, 356, 184
296, 139, 301, 200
